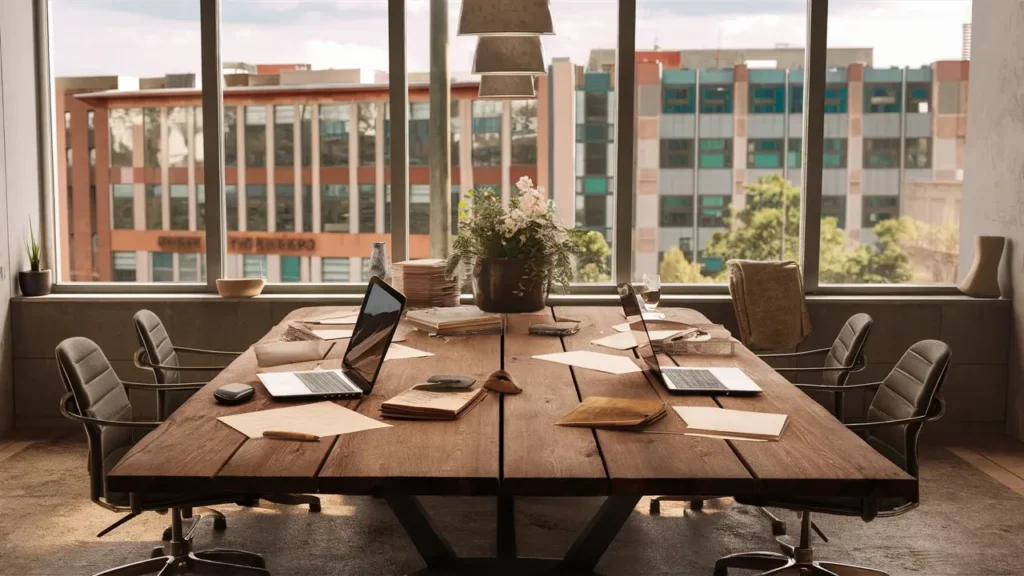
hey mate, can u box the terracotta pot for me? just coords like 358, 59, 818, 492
472, 258, 546, 313
216, 278, 266, 298
18, 270, 52, 297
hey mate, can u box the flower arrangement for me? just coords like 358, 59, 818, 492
445, 176, 583, 295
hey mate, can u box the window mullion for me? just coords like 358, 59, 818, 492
799, 0, 828, 293
614, 0, 636, 283
200, 0, 225, 290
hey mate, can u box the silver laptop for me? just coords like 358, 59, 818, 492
617, 283, 761, 396
259, 277, 407, 400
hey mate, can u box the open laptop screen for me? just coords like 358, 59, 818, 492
343, 278, 406, 391
616, 283, 661, 374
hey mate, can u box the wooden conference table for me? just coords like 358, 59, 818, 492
108, 306, 914, 574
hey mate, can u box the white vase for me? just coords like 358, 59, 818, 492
958, 236, 1005, 298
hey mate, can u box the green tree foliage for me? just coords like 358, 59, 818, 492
659, 246, 713, 283
702, 174, 913, 284
575, 230, 612, 283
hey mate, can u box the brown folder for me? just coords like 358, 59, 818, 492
556, 396, 667, 430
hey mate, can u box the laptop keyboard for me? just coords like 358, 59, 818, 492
296, 371, 360, 394
664, 369, 728, 390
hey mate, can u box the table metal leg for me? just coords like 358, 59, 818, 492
561, 494, 642, 574
497, 493, 516, 559
384, 494, 458, 570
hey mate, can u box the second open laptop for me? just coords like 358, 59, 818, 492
617, 283, 761, 396
259, 277, 407, 400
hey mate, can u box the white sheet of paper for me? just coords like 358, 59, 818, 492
385, 343, 434, 361
673, 405, 787, 440
218, 401, 391, 439
311, 329, 354, 340
309, 313, 360, 325
533, 350, 642, 375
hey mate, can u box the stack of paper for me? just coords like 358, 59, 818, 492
218, 401, 391, 439
405, 305, 502, 336
673, 406, 788, 441
556, 396, 667, 430
392, 259, 460, 308
380, 386, 487, 420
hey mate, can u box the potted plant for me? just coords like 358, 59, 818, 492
19, 222, 52, 297
445, 177, 583, 313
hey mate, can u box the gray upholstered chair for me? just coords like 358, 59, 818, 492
651, 314, 873, 537
57, 336, 268, 575
714, 339, 951, 576
133, 309, 242, 421
133, 309, 321, 513
762, 312, 874, 420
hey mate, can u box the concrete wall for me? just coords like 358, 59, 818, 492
1, 1, 45, 434
10, 296, 1010, 436
961, 0, 1024, 440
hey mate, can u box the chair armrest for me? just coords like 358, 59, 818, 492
774, 355, 866, 374
121, 381, 208, 392
846, 415, 928, 431
60, 393, 162, 429
758, 347, 831, 359
173, 346, 243, 356
793, 380, 883, 392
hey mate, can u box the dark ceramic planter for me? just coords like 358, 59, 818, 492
472, 258, 546, 313
19, 269, 52, 297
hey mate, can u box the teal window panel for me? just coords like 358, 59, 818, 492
584, 73, 611, 92
824, 85, 848, 113
663, 85, 695, 114
750, 85, 784, 113
700, 85, 733, 114
752, 153, 780, 168
281, 256, 301, 283
865, 84, 902, 113
584, 177, 608, 194
790, 85, 804, 113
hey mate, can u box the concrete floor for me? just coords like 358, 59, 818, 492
2, 436, 1024, 576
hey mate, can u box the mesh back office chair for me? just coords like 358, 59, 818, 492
133, 309, 321, 513
58, 337, 268, 576
650, 314, 874, 536
714, 339, 951, 576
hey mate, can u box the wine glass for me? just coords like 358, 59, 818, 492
635, 273, 661, 312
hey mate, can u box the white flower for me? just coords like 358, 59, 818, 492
515, 176, 534, 194
520, 190, 547, 216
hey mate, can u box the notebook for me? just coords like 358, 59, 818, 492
405, 306, 502, 335
556, 396, 667, 430
380, 385, 487, 420
673, 406, 789, 441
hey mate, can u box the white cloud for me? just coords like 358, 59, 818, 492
305, 40, 390, 80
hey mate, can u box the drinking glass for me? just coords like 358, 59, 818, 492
635, 274, 661, 312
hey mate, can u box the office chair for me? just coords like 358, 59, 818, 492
650, 314, 873, 536
57, 337, 268, 575
133, 309, 322, 513
713, 339, 951, 576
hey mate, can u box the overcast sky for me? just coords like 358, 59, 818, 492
49, 0, 973, 80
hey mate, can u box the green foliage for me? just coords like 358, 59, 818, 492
575, 231, 611, 283
26, 221, 41, 271
702, 174, 913, 284
445, 179, 584, 294
659, 246, 713, 284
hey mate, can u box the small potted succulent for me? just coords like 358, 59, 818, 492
19, 222, 52, 297
446, 177, 583, 313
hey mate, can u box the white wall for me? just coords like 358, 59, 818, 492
960, 0, 1024, 439
0, 1, 45, 433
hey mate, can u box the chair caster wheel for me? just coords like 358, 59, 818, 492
213, 516, 228, 531
309, 500, 322, 513
690, 499, 704, 511
162, 527, 172, 541
151, 546, 165, 558
649, 500, 661, 515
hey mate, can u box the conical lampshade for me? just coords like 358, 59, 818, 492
478, 76, 536, 99
473, 37, 546, 75
458, 0, 554, 37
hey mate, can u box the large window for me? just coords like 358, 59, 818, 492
48, 0, 968, 290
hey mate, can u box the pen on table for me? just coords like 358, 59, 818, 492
262, 430, 321, 442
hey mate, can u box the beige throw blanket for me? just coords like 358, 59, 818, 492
727, 260, 811, 351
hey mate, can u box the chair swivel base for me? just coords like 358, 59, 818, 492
649, 497, 787, 536
160, 508, 226, 542
713, 550, 889, 575
94, 507, 268, 576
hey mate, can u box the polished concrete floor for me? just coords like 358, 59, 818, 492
2, 434, 1024, 576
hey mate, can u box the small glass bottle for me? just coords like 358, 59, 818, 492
368, 241, 391, 283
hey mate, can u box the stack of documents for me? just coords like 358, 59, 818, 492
218, 401, 391, 439
392, 259, 460, 308
673, 406, 788, 441
556, 396, 667, 430
405, 305, 502, 336
380, 386, 487, 420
